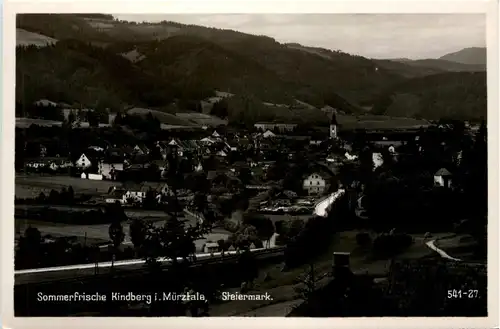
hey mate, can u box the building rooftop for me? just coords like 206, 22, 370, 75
435, 168, 452, 176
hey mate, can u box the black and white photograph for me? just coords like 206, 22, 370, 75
3, 3, 497, 323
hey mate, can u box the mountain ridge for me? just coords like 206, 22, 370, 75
439, 47, 486, 65
16, 14, 487, 122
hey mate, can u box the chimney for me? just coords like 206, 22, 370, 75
333, 252, 350, 268
332, 252, 353, 281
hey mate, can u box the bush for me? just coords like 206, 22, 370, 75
373, 233, 413, 257
356, 232, 371, 246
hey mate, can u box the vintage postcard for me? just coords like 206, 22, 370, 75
1, 0, 498, 328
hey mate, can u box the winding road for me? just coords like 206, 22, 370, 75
313, 189, 346, 217
425, 239, 462, 261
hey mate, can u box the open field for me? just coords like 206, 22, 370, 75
16, 175, 118, 198
15, 204, 169, 219
127, 108, 197, 126
16, 117, 111, 129
175, 112, 228, 126
16, 28, 58, 47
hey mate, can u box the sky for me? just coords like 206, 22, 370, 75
113, 14, 485, 59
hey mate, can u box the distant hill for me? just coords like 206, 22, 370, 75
372, 59, 443, 78
371, 72, 486, 121
16, 14, 487, 123
439, 47, 487, 66
388, 58, 485, 72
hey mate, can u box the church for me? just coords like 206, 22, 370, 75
330, 112, 338, 139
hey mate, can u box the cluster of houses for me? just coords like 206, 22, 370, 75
21, 112, 463, 212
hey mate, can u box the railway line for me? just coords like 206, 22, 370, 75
15, 247, 286, 286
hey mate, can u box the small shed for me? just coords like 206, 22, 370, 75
434, 168, 453, 188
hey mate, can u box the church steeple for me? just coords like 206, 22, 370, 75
330, 112, 338, 126
330, 112, 338, 139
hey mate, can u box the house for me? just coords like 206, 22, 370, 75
454, 150, 463, 167
310, 139, 323, 146
254, 122, 297, 133
200, 137, 216, 145
372, 152, 384, 169
88, 145, 105, 152
226, 140, 239, 152
75, 153, 93, 169
24, 157, 72, 171
105, 189, 126, 204
373, 140, 403, 150
48, 158, 73, 171
155, 141, 169, 159
212, 130, 222, 139
167, 138, 199, 157
81, 173, 103, 180
123, 185, 149, 204
40, 144, 47, 157
303, 172, 327, 195
216, 150, 228, 157
133, 144, 150, 155
34, 99, 58, 107
345, 152, 358, 161
99, 160, 124, 180
122, 182, 170, 204
151, 160, 166, 172
194, 161, 204, 172
24, 159, 45, 170
262, 130, 276, 139
434, 168, 453, 188
202, 242, 220, 253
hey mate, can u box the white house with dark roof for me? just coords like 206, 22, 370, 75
434, 168, 453, 188
303, 172, 327, 195
262, 130, 276, 139
75, 153, 92, 169
133, 144, 150, 155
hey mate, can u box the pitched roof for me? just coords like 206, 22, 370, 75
435, 168, 452, 176
330, 113, 338, 125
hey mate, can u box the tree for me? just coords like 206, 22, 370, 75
192, 193, 207, 214
356, 232, 371, 246
104, 202, 128, 223
279, 217, 305, 243
242, 213, 275, 248
48, 189, 60, 203
129, 218, 147, 254
294, 263, 324, 302
210, 99, 229, 119
232, 224, 259, 251
17, 226, 43, 268
113, 112, 123, 126
142, 188, 158, 209
87, 111, 100, 127
67, 186, 75, 203
138, 147, 220, 315
237, 249, 259, 290
67, 110, 76, 124
108, 220, 125, 271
